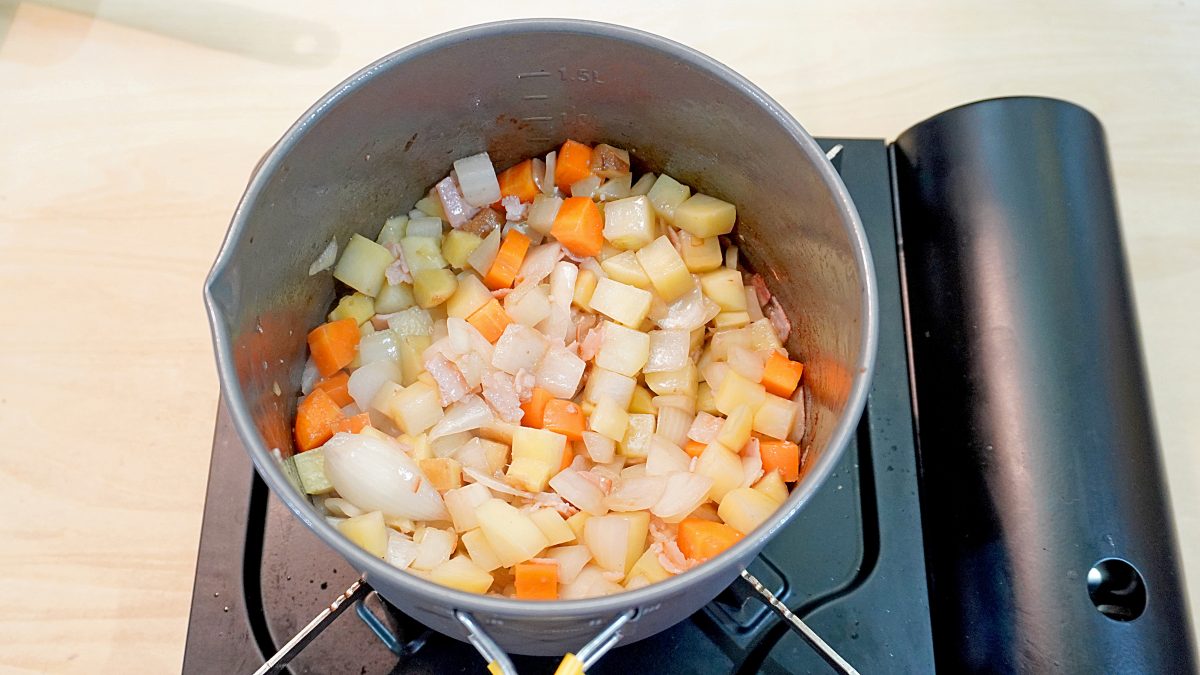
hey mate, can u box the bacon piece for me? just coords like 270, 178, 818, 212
482, 370, 523, 423
749, 273, 771, 306
501, 195, 528, 222
425, 353, 469, 406
765, 297, 791, 343
577, 323, 605, 362
578, 470, 613, 495
513, 368, 536, 402
435, 175, 480, 228
461, 207, 503, 237
384, 242, 411, 284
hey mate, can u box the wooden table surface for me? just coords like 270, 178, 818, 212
2, 1, 1197, 671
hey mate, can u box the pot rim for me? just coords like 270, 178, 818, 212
204, 17, 878, 619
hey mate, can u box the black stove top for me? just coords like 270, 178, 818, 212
183, 138, 936, 674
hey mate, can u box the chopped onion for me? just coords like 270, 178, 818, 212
308, 237, 337, 275
323, 497, 363, 518
516, 242, 562, 286
549, 468, 608, 515
727, 345, 765, 382
645, 329, 689, 373
688, 411, 722, 444
532, 157, 547, 193
560, 564, 623, 599
322, 433, 449, 521
467, 227, 502, 274
581, 431, 616, 463
411, 527, 457, 571
430, 431, 472, 458
651, 472, 714, 522
606, 475, 666, 512
701, 361, 729, 392
645, 435, 691, 475
346, 359, 402, 413
453, 152, 502, 207
429, 394, 494, 439
543, 545, 592, 584
655, 281, 718, 331
535, 344, 585, 398
741, 437, 763, 487
527, 195, 562, 235
301, 357, 319, 395
386, 531, 419, 570
463, 465, 535, 499
583, 517, 633, 574
492, 323, 549, 375
655, 407, 693, 447
444, 482, 492, 532
570, 174, 602, 199
447, 317, 494, 363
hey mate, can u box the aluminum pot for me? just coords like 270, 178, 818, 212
204, 18, 877, 660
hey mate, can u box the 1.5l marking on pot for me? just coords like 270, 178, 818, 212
558, 67, 604, 83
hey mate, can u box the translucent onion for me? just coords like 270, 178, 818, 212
444, 482, 492, 532
301, 357, 319, 395
429, 431, 473, 458
347, 359, 403, 413
645, 329, 689, 373
323, 497, 363, 518
358, 329, 401, 365
581, 431, 616, 463
491, 323, 549, 375
534, 344, 585, 398
386, 531, 419, 570
462, 465, 535, 499
308, 237, 338, 275
549, 468, 608, 515
605, 475, 667, 512
655, 281, 717, 331
560, 565, 623, 600
527, 195, 562, 235
741, 437, 763, 487
651, 472, 714, 523
411, 527, 457, 571
645, 435, 691, 475
447, 317, 495, 363
687, 411, 722, 444
466, 227, 502, 274
543, 545, 593, 584
701, 361, 729, 392
727, 345, 765, 382
532, 157, 547, 193
653, 394, 696, 415
583, 517, 631, 573
429, 394, 494, 439
542, 150, 557, 197
517, 242, 562, 286
322, 433, 449, 521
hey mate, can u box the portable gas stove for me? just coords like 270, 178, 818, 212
185, 99, 1197, 674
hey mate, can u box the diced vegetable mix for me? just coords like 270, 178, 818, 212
292, 140, 806, 599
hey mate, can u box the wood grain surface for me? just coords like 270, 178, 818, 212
1, 1, 1197, 672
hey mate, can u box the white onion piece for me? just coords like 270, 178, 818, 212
308, 237, 337, 275
358, 330, 401, 365
560, 565, 623, 599
453, 152, 502, 207
645, 435, 691, 475
549, 468, 608, 515
653, 395, 696, 415
322, 433, 449, 521
386, 531, 419, 570
444, 482, 492, 532
462, 465, 535, 499
411, 527, 457, 571
741, 437, 763, 487
688, 412, 722, 444
654, 407, 693, 448
447, 317, 495, 363
347, 359, 403, 413
323, 497, 363, 518
301, 357, 319, 395
645, 330, 689, 373
492, 324, 549, 375
467, 227, 502, 274
542, 150, 557, 196
517, 242, 562, 286
583, 518, 631, 574
701, 362, 729, 393
621, 463, 647, 479
430, 431, 472, 458
543, 545, 592, 584
655, 281, 713, 331
535, 344, 585, 398
429, 394, 494, 439
651, 472, 714, 522
532, 157, 546, 193
581, 431, 616, 464
727, 345, 765, 382
579, 257, 606, 280
605, 475, 666, 512
539, 261, 579, 344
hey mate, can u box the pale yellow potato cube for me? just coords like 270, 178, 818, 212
600, 251, 653, 289
503, 283, 551, 327
679, 232, 724, 272
697, 382, 719, 415
374, 381, 443, 434
506, 427, 568, 491
700, 268, 748, 312
566, 511, 592, 541
442, 229, 483, 269
603, 195, 657, 250
338, 511, 388, 558
644, 362, 698, 398
589, 277, 653, 328
397, 334, 431, 386
475, 499, 550, 568
446, 273, 493, 319
573, 269, 598, 311
413, 268, 458, 308
418, 457, 463, 491
636, 235, 693, 302
716, 404, 754, 451
646, 174, 691, 225
328, 293, 376, 325
753, 470, 790, 504
674, 193, 737, 237
713, 311, 751, 330
717, 487, 780, 535
430, 555, 494, 594
334, 234, 394, 297
629, 385, 655, 414
625, 547, 673, 588
753, 394, 799, 440
745, 317, 784, 352
376, 215, 408, 246
460, 528, 503, 572
590, 397, 631, 442
444, 483, 491, 532
374, 282, 415, 314
620, 414, 656, 459
529, 508, 576, 546
714, 370, 767, 416
400, 235, 447, 271
694, 443, 743, 502
595, 321, 651, 377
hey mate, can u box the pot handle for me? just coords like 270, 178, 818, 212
455, 608, 637, 675
738, 569, 860, 675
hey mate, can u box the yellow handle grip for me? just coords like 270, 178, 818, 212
553, 652, 585, 675
487, 660, 504, 675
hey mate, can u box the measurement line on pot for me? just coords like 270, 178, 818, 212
522, 94, 549, 100
517, 71, 550, 78
522, 116, 554, 122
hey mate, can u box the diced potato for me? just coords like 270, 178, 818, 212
753, 394, 799, 440
328, 292, 375, 326
679, 232, 724, 272
377, 215, 408, 246
716, 404, 754, 451
595, 321, 650, 377
442, 230, 483, 269
454, 437, 510, 477
527, 194, 563, 235
402, 236, 447, 273
717, 487, 779, 535
565, 511, 592, 541
461, 528, 503, 572
745, 318, 783, 352
620, 414, 656, 459
590, 277, 653, 328
582, 367, 636, 410
430, 555, 494, 594
700, 268, 747, 311
645, 329, 689, 374
697, 382, 718, 415
753, 470, 789, 504
636, 236, 693, 302
387, 306, 433, 337
444, 482, 491, 532
405, 216, 442, 240
334, 234, 394, 297
374, 381, 443, 434
338, 511, 388, 558
492, 323, 549, 375
294, 448, 333, 495
375, 282, 415, 314
529, 508, 576, 546
602, 195, 656, 250
446, 273, 492, 319
589, 397, 630, 442
504, 284, 551, 327
506, 427, 568, 491
413, 268, 457, 308
625, 547, 673, 587
397, 334, 430, 386
694, 443, 743, 501
644, 362, 698, 398
573, 269, 598, 311
596, 173, 633, 201
475, 499, 550, 568
674, 193, 736, 237
407, 432, 433, 461
629, 385, 655, 414
646, 174, 691, 225
419, 457, 462, 491
725, 245, 739, 270
714, 370, 767, 416
600, 251, 652, 289
713, 311, 751, 329
629, 173, 656, 197
415, 195, 445, 219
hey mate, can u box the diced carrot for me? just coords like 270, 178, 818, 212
677, 518, 743, 562
294, 388, 345, 452
761, 352, 804, 398
514, 561, 559, 600
550, 197, 603, 257
560, 443, 576, 472
554, 139, 593, 190
759, 440, 800, 482
331, 412, 371, 435
466, 298, 512, 343
543, 399, 584, 441
313, 371, 353, 407
521, 387, 554, 428
497, 159, 539, 203
483, 230, 531, 290
307, 318, 360, 377
684, 440, 708, 458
